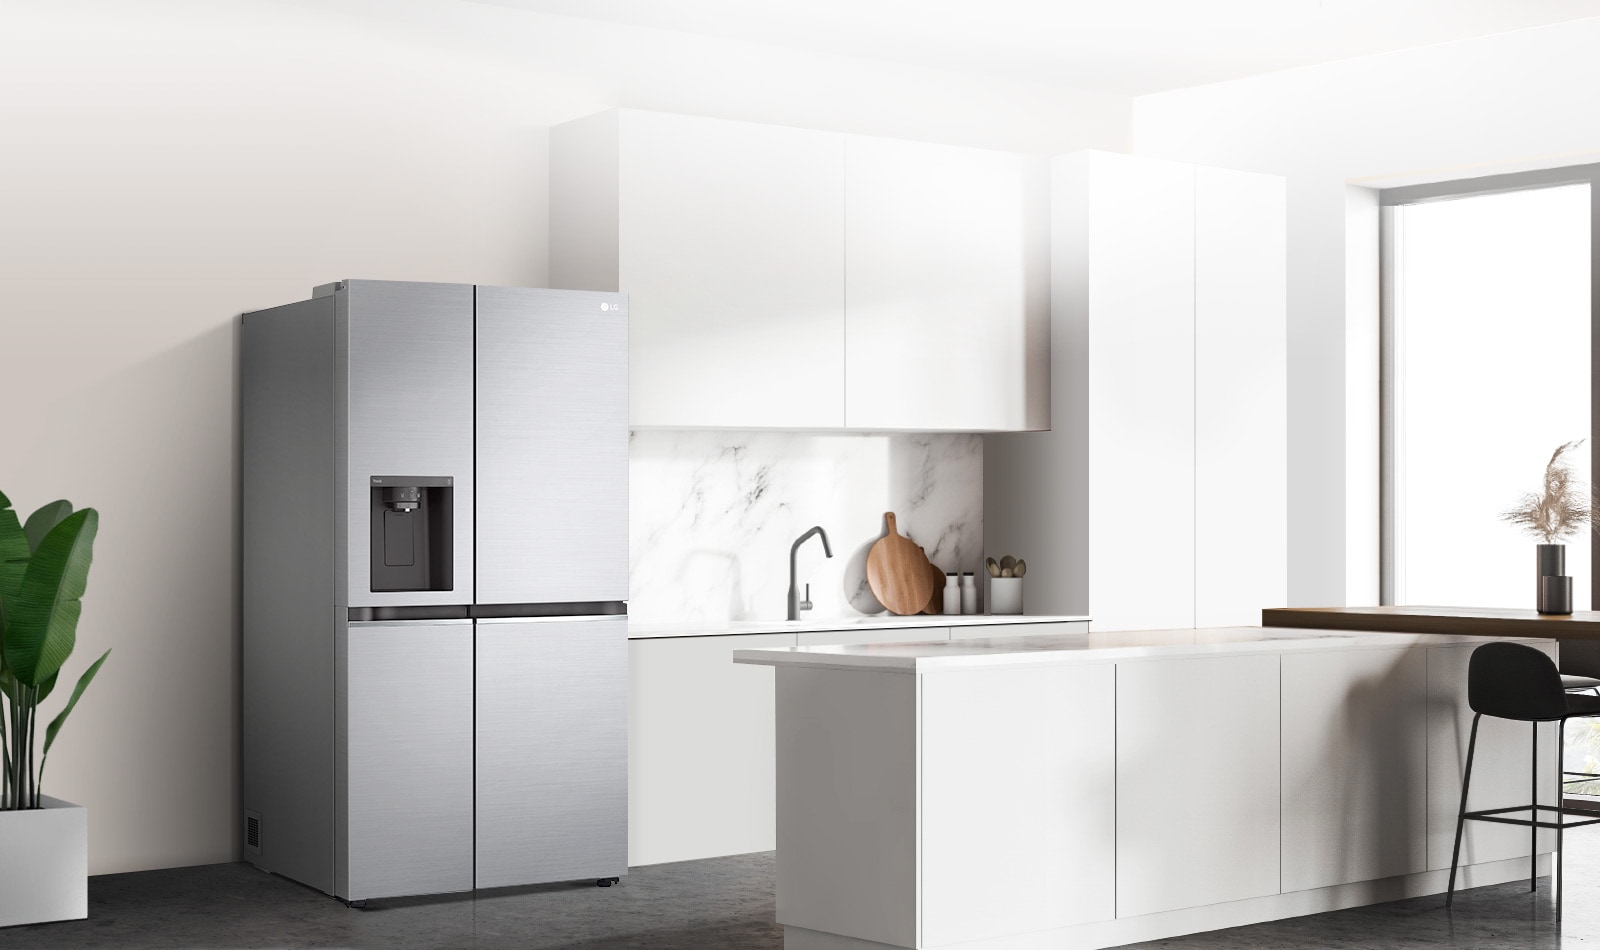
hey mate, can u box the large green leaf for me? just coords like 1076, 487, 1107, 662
1, 667, 60, 706
0, 491, 29, 636
5, 509, 97, 688
23, 501, 72, 555
42, 649, 108, 761
34, 669, 58, 706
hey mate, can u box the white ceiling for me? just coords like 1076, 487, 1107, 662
471, 0, 1600, 95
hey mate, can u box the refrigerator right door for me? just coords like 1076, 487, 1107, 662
475, 616, 628, 887
475, 286, 628, 606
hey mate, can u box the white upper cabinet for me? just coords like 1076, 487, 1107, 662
843, 136, 1047, 431
552, 109, 847, 429
550, 109, 1043, 431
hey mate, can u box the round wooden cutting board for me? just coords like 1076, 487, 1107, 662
867, 512, 937, 616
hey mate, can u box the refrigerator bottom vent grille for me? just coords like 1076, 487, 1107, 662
245, 811, 262, 854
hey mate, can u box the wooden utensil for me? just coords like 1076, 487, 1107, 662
1000, 555, 1017, 574
985, 557, 1001, 577
1014, 559, 1027, 578
867, 513, 937, 616
922, 554, 944, 615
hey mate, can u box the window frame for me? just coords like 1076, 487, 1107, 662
1379, 164, 1600, 605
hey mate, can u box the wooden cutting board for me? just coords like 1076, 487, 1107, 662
922, 554, 944, 615
867, 512, 936, 616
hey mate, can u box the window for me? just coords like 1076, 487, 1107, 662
1384, 176, 1593, 609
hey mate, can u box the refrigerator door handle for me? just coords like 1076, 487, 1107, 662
475, 615, 626, 625
347, 618, 473, 627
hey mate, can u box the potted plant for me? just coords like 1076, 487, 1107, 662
1501, 440, 1592, 614
0, 490, 110, 926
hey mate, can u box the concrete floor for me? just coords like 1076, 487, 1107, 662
0, 849, 1595, 949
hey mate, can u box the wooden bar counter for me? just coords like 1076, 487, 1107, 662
1262, 605, 1600, 643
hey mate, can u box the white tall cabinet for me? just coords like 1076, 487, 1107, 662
1194, 166, 1289, 627
550, 109, 1046, 432
985, 150, 1286, 630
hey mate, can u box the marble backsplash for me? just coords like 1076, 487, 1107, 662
628, 431, 982, 622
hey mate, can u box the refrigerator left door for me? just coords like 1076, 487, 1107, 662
341, 620, 475, 900
341, 280, 476, 608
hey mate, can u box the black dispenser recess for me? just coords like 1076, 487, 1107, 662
369, 475, 454, 592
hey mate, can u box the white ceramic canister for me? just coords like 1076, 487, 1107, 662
942, 573, 961, 615
989, 576, 1023, 615
960, 572, 977, 614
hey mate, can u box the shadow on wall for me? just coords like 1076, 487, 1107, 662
1332, 664, 1424, 883
4, 321, 243, 875
844, 535, 885, 614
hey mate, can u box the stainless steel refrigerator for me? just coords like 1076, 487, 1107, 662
241, 279, 628, 903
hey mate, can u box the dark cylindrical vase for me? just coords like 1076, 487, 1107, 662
1538, 543, 1566, 579
1542, 575, 1575, 615
1537, 543, 1569, 613
1536, 540, 1561, 591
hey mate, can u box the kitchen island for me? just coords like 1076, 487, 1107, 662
626, 614, 1090, 867
736, 627, 1561, 950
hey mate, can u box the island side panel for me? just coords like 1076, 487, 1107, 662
920, 663, 1115, 946
1280, 646, 1428, 892
1116, 652, 1281, 917
776, 666, 919, 948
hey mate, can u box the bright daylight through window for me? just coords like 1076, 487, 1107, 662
1391, 182, 1592, 610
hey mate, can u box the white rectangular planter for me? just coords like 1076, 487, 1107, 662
0, 796, 87, 927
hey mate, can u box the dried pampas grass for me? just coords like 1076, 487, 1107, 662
1501, 440, 1593, 543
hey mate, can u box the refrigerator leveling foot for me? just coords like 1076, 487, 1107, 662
596, 877, 620, 887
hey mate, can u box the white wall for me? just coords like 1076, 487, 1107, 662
0, 0, 1127, 874
1132, 17, 1600, 607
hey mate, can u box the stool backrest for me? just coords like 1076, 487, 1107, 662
1468, 641, 1566, 721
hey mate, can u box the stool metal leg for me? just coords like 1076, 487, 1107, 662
1448, 713, 1482, 907
1532, 721, 1539, 892
1556, 718, 1566, 920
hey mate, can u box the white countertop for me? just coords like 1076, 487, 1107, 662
733, 626, 1554, 672
627, 613, 1089, 639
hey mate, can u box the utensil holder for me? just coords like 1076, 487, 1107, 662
989, 577, 1023, 615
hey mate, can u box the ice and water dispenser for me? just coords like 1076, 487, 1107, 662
368, 475, 454, 591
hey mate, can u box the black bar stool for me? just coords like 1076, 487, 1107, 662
1448, 641, 1600, 917
1560, 641, 1600, 788
1561, 639, 1600, 694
